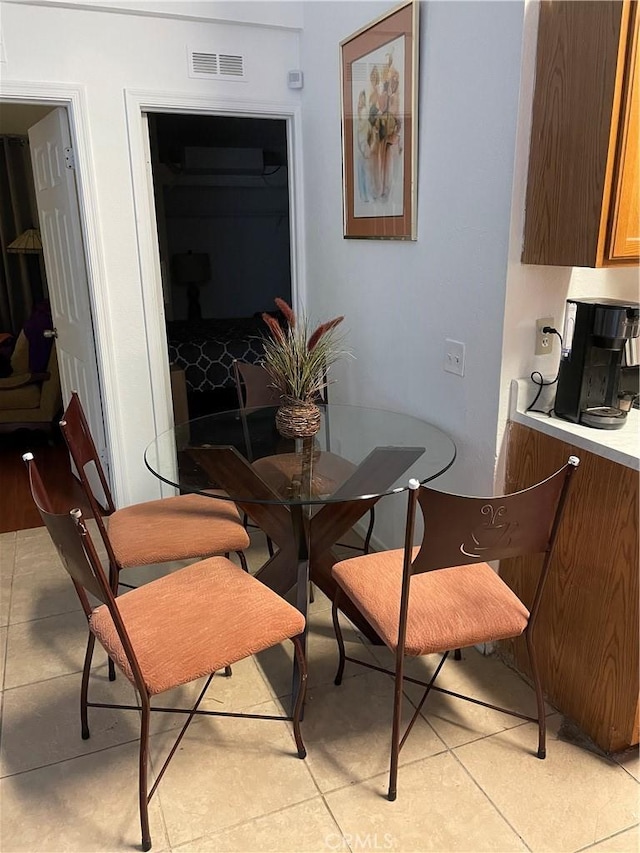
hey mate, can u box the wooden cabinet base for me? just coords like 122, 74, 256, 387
500, 422, 639, 753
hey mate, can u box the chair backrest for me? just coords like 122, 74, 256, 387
233, 360, 284, 461
22, 451, 146, 689
233, 360, 282, 411
399, 456, 580, 633
60, 391, 115, 516
233, 358, 330, 410
59, 391, 120, 568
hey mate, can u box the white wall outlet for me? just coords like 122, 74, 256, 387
444, 339, 466, 376
535, 317, 554, 356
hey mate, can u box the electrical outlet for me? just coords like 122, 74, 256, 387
535, 317, 554, 356
444, 339, 466, 376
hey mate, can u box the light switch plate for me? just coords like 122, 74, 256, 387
444, 339, 466, 376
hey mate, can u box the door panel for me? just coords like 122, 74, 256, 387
28, 108, 107, 464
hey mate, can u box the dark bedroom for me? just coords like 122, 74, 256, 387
147, 112, 292, 420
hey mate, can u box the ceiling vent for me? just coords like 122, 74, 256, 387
188, 50, 246, 81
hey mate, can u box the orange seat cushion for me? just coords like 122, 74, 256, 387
107, 493, 250, 568
332, 549, 529, 656
90, 556, 305, 695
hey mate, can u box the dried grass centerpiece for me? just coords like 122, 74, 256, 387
262, 298, 347, 438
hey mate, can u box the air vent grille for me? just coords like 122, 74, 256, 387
191, 52, 218, 76
219, 54, 244, 77
188, 50, 245, 81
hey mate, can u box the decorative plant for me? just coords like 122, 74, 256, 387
261, 298, 347, 403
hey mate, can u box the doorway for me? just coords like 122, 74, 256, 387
0, 101, 106, 469
147, 112, 293, 420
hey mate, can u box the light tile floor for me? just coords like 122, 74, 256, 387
0, 526, 638, 853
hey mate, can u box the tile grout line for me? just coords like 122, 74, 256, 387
573, 823, 640, 852
0, 733, 144, 780
449, 735, 535, 852
165, 793, 341, 853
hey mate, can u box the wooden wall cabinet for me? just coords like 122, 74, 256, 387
500, 422, 639, 754
522, 1, 639, 267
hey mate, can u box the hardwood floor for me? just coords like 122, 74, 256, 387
0, 428, 91, 534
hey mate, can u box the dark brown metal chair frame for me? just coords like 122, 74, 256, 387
60, 391, 250, 682
59, 390, 249, 587
331, 456, 579, 801
22, 451, 307, 853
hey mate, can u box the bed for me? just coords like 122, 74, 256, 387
167, 317, 268, 394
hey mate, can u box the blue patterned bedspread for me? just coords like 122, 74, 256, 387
167, 317, 266, 393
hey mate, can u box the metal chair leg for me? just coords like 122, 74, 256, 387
363, 507, 376, 555
526, 628, 547, 759
291, 635, 308, 759
236, 551, 249, 572
80, 632, 96, 740
139, 697, 152, 851
388, 652, 404, 801
332, 590, 346, 686
108, 563, 118, 682
243, 512, 274, 558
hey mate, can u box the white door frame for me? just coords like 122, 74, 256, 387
0, 81, 115, 466
124, 89, 307, 444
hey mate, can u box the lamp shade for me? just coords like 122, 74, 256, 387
172, 251, 211, 285
7, 228, 43, 254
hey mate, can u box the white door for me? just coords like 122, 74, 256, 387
28, 107, 107, 463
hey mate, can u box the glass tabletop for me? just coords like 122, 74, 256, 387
144, 403, 456, 506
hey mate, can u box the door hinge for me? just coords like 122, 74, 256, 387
64, 146, 75, 170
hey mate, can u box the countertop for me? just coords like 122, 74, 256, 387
509, 378, 639, 471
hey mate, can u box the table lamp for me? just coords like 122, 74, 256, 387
172, 250, 211, 321
7, 228, 43, 253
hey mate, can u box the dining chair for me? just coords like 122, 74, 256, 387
330, 456, 579, 801
233, 359, 375, 556
60, 392, 250, 678
22, 451, 308, 853
59, 391, 250, 586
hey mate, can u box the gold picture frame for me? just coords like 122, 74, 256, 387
340, 0, 419, 240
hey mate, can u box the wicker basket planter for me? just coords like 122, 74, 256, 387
275, 400, 321, 439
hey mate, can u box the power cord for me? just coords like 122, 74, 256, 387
526, 327, 563, 415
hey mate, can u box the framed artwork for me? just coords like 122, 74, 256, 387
340, 0, 419, 240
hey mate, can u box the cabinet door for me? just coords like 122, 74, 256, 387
607, 5, 639, 261
522, 1, 639, 267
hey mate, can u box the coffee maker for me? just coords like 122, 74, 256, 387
555, 298, 640, 429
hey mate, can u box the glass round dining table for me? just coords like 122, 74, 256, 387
145, 403, 456, 502
145, 403, 456, 702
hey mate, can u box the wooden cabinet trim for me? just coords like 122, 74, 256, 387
605, 2, 640, 263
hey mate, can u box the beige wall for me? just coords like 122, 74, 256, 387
0, 104, 53, 134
